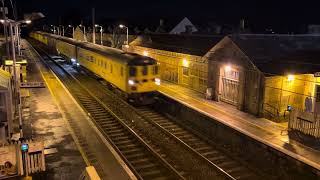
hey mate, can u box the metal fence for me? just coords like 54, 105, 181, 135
264, 74, 319, 121
289, 109, 320, 138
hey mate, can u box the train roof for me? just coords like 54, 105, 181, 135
34, 31, 157, 66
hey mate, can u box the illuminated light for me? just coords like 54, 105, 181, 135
76, 63, 80, 66
128, 79, 135, 85
225, 65, 231, 72
124, 44, 129, 48
182, 58, 189, 67
155, 78, 161, 85
143, 51, 149, 56
25, 20, 31, 24
119, 24, 125, 28
0, 19, 4, 23
71, 58, 76, 63
288, 74, 294, 81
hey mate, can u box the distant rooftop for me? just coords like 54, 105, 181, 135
130, 33, 223, 56
229, 34, 320, 75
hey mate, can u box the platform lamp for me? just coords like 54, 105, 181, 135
68, 25, 74, 38
79, 24, 86, 41
95, 24, 103, 45
119, 24, 129, 46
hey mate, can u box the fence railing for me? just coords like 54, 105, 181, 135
289, 109, 320, 138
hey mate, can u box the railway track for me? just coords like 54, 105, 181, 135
136, 107, 262, 179
28, 39, 184, 180
29, 39, 265, 179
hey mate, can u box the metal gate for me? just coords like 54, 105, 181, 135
221, 77, 239, 105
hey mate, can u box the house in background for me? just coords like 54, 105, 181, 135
169, 17, 198, 34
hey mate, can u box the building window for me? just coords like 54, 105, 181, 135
183, 67, 189, 76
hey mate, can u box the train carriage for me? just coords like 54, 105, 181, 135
30, 31, 160, 104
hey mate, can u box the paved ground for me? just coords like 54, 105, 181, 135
18, 41, 87, 179
159, 81, 320, 171
22, 39, 135, 180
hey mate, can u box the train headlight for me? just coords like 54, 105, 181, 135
155, 78, 161, 85
128, 79, 135, 85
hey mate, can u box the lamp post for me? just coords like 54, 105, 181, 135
68, 25, 74, 38
79, 24, 86, 41
119, 24, 129, 45
95, 24, 103, 45
51, 25, 58, 34
60, 25, 64, 36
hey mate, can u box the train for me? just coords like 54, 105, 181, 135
30, 31, 160, 104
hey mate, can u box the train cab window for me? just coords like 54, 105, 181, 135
153, 66, 159, 75
142, 66, 148, 75
129, 67, 137, 77
121, 67, 123, 76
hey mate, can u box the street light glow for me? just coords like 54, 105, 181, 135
288, 74, 294, 81
119, 24, 125, 28
225, 65, 232, 72
182, 58, 189, 67
0, 19, 4, 23
25, 20, 31, 24
143, 51, 149, 56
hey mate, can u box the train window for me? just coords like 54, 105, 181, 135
129, 67, 136, 76
121, 67, 123, 76
105, 62, 107, 69
110, 64, 113, 73
142, 66, 148, 75
153, 66, 159, 75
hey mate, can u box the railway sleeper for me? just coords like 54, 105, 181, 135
117, 143, 140, 150
130, 158, 153, 166
139, 169, 164, 179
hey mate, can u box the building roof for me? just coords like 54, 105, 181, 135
229, 34, 320, 75
130, 33, 223, 56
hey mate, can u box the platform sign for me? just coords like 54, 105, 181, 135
314, 72, 320, 77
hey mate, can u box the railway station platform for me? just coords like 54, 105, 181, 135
159, 81, 320, 171
20, 39, 135, 179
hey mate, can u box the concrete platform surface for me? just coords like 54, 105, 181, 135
21, 39, 135, 180
159, 81, 320, 171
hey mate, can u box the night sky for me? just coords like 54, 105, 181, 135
13, 0, 320, 33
